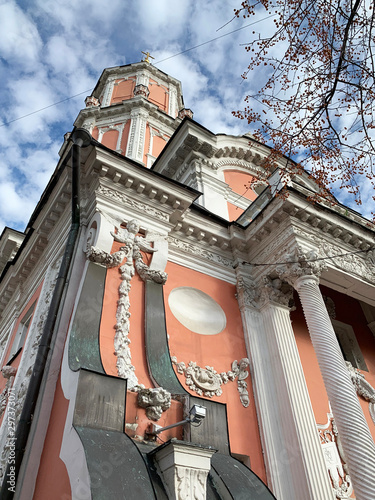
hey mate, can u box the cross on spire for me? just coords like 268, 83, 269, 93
141, 51, 154, 64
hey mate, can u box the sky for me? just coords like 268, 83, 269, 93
0, 0, 373, 233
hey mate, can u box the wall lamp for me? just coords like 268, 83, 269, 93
151, 404, 207, 435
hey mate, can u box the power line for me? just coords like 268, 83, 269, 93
0, 89, 93, 128
0, 15, 273, 128
242, 247, 374, 267
154, 15, 274, 64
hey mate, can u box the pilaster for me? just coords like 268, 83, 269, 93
126, 108, 149, 163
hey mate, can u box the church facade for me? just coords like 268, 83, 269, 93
0, 60, 374, 500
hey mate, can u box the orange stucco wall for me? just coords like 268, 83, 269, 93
148, 79, 168, 112
227, 202, 245, 221
143, 127, 169, 165
101, 129, 119, 150
292, 285, 375, 441
99, 245, 266, 482
111, 78, 136, 105
92, 127, 99, 141
152, 134, 168, 158
33, 375, 71, 500
164, 262, 266, 481
223, 170, 258, 222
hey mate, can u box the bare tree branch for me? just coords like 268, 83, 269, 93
234, 0, 375, 220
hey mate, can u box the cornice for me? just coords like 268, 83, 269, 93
0, 172, 73, 317
243, 192, 374, 255
237, 192, 375, 296
74, 96, 181, 133
85, 147, 200, 217
92, 62, 183, 100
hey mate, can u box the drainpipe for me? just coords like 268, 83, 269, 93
0, 128, 92, 499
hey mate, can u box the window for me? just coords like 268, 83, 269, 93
7, 302, 35, 364
331, 319, 368, 371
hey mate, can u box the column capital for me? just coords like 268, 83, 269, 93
236, 275, 259, 310
236, 274, 293, 310
276, 246, 327, 287
259, 276, 294, 308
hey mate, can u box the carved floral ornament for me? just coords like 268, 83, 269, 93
86, 219, 167, 388
317, 411, 353, 499
316, 364, 375, 499
171, 356, 250, 408
276, 246, 328, 286
236, 274, 294, 310
346, 361, 375, 424
0, 366, 17, 419
85, 219, 175, 422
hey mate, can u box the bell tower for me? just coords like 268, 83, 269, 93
74, 59, 193, 168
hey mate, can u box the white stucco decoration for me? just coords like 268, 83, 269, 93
168, 287, 226, 335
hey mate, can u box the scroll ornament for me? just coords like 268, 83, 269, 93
86, 219, 167, 388
346, 361, 375, 424
171, 357, 250, 408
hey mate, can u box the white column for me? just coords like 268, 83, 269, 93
237, 275, 333, 500
293, 274, 375, 500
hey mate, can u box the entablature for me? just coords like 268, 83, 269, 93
238, 191, 375, 305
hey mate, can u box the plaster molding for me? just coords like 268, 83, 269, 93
317, 412, 353, 499
85, 96, 99, 108
153, 441, 216, 500
168, 236, 232, 270
319, 242, 375, 283
171, 356, 250, 407
0, 367, 17, 419
276, 246, 327, 286
135, 71, 149, 87
134, 84, 150, 98
168, 86, 178, 117
258, 276, 294, 309
96, 185, 170, 222
84, 211, 114, 255
236, 276, 259, 310
125, 108, 149, 162
0, 258, 61, 484
346, 361, 375, 424
239, 278, 334, 498
215, 157, 263, 178
86, 219, 167, 388
136, 387, 171, 421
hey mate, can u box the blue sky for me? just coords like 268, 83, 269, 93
0, 0, 373, 233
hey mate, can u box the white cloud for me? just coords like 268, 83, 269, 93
0, 181, 36, 225
0, 1, 42, 71
0, 0, 372, 233
133, 0, 191, 42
